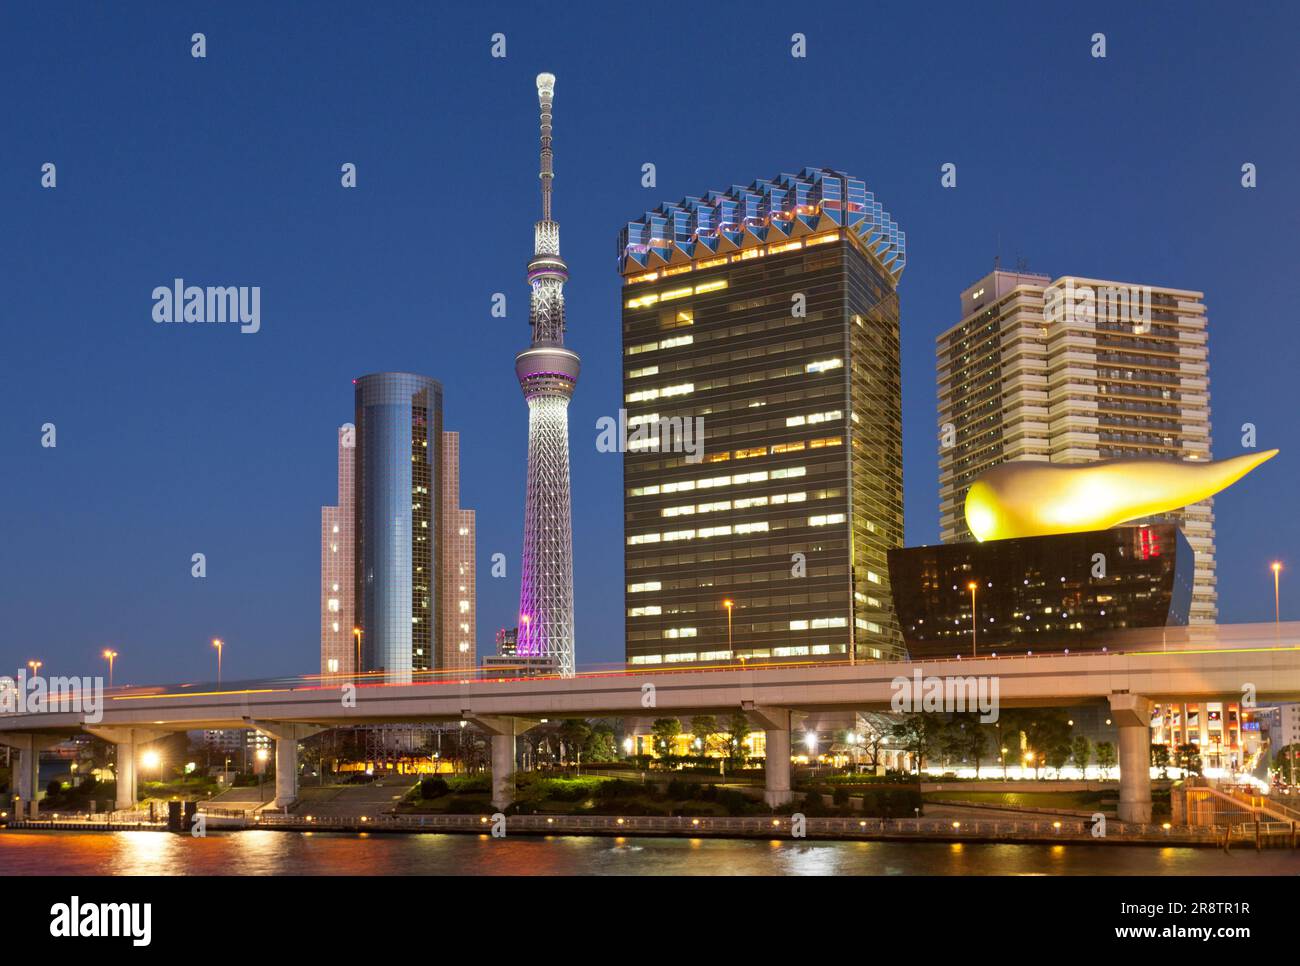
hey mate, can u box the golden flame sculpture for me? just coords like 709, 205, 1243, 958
964, 450, 1278, 542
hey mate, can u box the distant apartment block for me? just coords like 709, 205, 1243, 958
936, 268, 1217, 623
440, 431, 476, 671
321, 423, 356, 676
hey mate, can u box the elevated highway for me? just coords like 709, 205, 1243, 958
4, 622, 1298, 823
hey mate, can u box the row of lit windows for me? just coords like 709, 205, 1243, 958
629, 465, 806, 497
628, 513, 849, 545
625, 278, 729, 310
661, 491, 811, 516
628, 545, 849, 571
626, 333, 843, 380
699, 437, 842, 464
625, 358, 844, 404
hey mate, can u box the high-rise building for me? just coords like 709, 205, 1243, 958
321, 423, 356, 676
617, 167, 907, 668
936, 269, 1217, 622
515, 73, 579, 676
323, 380, 476, 680
353, 372, 443, 681
440, 432, 476, 671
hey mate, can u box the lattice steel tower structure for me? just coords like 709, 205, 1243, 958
514, 72, 579, 676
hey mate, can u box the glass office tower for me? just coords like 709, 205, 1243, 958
618, 167, 906, 668
354, 372, 443, 681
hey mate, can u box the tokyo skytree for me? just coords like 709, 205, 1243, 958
514, 72, 579, 677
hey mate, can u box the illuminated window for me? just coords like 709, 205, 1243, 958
694, 279, 728, 294
628, 581, 662, 593
629, 606, 662, 617
771, 441, 805, 454
805, 358, 843, 374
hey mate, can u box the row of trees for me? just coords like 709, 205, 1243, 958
651, 714, 754, 763
890, 711, 1119, 779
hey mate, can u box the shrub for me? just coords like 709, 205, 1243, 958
420, 777, 449, 799
859, 787, 923, 818
716, 788, 753, 815
666, 778, 698, 801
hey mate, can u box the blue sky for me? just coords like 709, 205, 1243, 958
2, 0, 1297, 683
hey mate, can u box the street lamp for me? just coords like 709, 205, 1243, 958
723, 599, 734, 658
256, 747, 270, 803
1271, 562, 1283, 629
27, 660, 43, 679
967, 582, 979, 658
352, 627, 363, 676
102, 649, 118, 689
212, 638, 224, 684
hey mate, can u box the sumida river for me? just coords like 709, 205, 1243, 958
3, 830, 1298, 875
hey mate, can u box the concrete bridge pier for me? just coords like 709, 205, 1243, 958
0, 734, 60, 818
85, 727, 172, 812
1109, 693, 1153, 824
466, 714, 535, 811
743, 704, 794, 807
248, 721, 325, 809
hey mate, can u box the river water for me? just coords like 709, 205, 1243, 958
3, 830, 1298, 875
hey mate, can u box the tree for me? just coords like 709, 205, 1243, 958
1071, 736, 1092, 778
722, 712, 751, 764
933, 714, 987, 775
1045, 743, 1071, 778
1023, 710, 1072, 779
1275, 743, 1300, 785
1175, 743, 1202, 777
557, 719, 591, 771
1095, 741, 1117, 778
1150, 743, 1170, 780
995, 711, 1027, 779
690, 715, 718, 757
891, 715, 940, 775
584, 721, 618, 763
650, 718, 681, 764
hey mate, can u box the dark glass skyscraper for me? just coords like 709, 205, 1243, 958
618, 168, 906, 668
354, 372, 443, 680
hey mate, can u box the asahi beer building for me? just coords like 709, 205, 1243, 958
618, 168, 906, 669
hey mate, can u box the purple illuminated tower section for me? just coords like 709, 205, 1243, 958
514, 72, 579, 676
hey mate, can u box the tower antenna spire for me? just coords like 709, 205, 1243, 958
537, 72, 556, 222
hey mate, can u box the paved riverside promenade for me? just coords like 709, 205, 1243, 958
6, 810, 1296, 849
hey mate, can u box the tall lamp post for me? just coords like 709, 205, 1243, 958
353, 627, 363, 677
1271, 562, 1283, 630
27, 659, 43, 679
212, 638, 224, 685
967, 582, 979, 658
102, 649, 118, 689
723, 599, 734, 658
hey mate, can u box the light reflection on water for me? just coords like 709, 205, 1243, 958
2, 830, 1298, 876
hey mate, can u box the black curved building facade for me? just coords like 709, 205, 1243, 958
887, 524, 1193, 660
